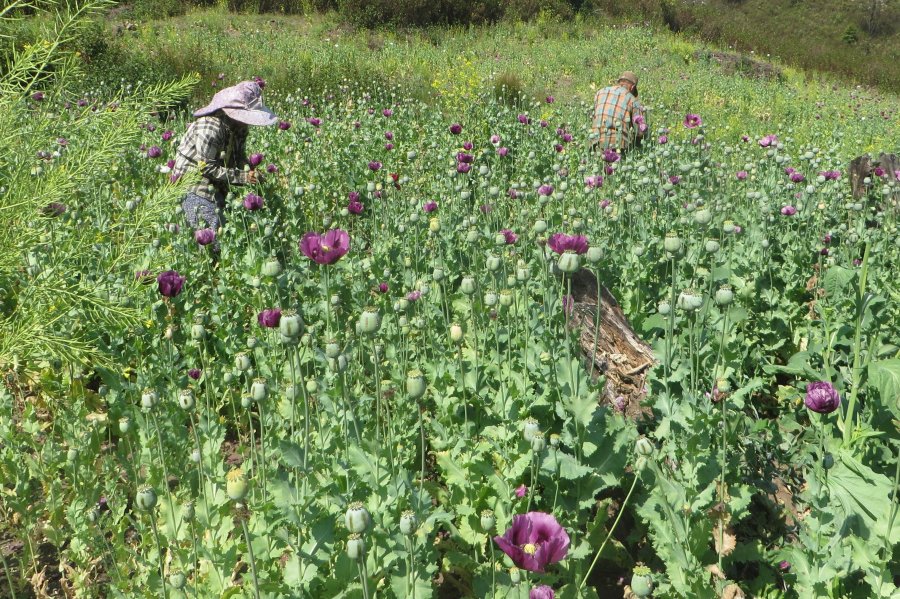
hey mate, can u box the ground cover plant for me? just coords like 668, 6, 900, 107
2, 2, 900, 598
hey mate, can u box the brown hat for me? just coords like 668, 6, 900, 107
618, 71, 638, 86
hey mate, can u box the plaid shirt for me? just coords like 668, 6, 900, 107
173, 115, 250, 202
590, 84, 644, 151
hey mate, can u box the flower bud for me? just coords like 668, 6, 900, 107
723, 220, 736, 233
251, 378, 268, 402
178, 389, 195, 410
345, 502, 370, 533
241, 394, 253, 409
480, 509, 496, 532
119, 417, 130, 434
226, 468, 249, 502
346, 533, 366, 560
635, 437, 655, 457
136, 486, 157, 511
465, 228, 480, 244
279, 310, 304, 338
306, 379, 318, 394
359, 307, 381, 334
406, 369, 426, 400
399, 510, 418, 536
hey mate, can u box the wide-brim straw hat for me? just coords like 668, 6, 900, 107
193, 81, 277, 126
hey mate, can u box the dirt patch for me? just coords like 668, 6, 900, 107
694, 50, 782, 81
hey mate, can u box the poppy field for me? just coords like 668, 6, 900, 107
3, 6, 900, 599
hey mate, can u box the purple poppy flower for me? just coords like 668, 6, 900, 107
547, 233, 589, 255
584, 175, 603, 188
249, 153, 264, 167
300, 229, 350, 265
243, 193, 264, 211
493, 512, 570, 573
658, 135, 668, 144
498, 146, 509, 157
462, 141, 473, 151
77, 98, 88, 107
501, 229, 518, 244
368, 161, 382, 171
759, 134, 778, 147
820, 170, 840, 181
804, 381, 840, 414
790, 172, 805, 183
135, 269, 152, 282
531, 585, 555, 599
457, 162, 471, 173
669, 175, 681, 185
562, 133, 573, 142
266, 163, 278, 174
194, 228, 216, 246
600, 199, 611, 209
612, 395, 626, 412
157, 270, 185, 297
378, 282, 389, 293
161, 130, 173, 141
480, 204, 493, 214
736, 171, 748, 180
252, 76, 266, 89
258, 308, 281, 328
146, 146, 162, 159
683, 113, 702, 128
457, 152, 474, 164
540, 120, 549, 128
784, 167, 795, 175
382, 108, 393, 117
166, 159, 175, 169
348, 191, 360, 203
605, 165, 615, 175
42, 202, 67, 217
554, 144, 564, 153
384, 130, 394, 140
188, 368, 202, 380
733, 225, 742, 234
406, 290, 422, 302
57, 137, 68, 147
308, 117, 321, 127
741, 134, 749, 142
780, 205, 797, 216
508, 188, 519, 199
423, 201, 438, 213
779, 560, 791, 572
517, 114, 530, 124
874, 166, 886, 177
490, 134, 501, 145
820, 247, 829, 256
538, 184, 554, 196
515, 485, 528, 498
823, 234, 832, 244
545, 95, 555, 104
32, 91, 45, 102
348, 200, 364, 214
278, 120, 291, 130
602, 148, 620, 163
449, 123, 462, 135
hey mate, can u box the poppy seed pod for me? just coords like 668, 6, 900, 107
523, 417, 540, 442
429, 217, 441, 233
325, 339, 341, 359
67, 448, 78, 463
190, 323, 206, 340
235, 352, 251, 372
531, 432, 546, 453
178, 389, 195, 410
715, 285, 734, 306
484, 291, 498, 306
499, 289, 514, 307
677, 289, 702, 311
279, 310, 304, 338
345, 502, 370, 533
136, 486, 157, 511
534, 219, 548, 234
251, 378, 268, 402
480, 509, 496, 532
657, 300, 671, 316
140, 388, 158, 410
557, 251, 581, 274
168, 571, 187, 590
119, 417, 130, 434
635, 437, 655, 457
306, 379, 319, 394
465, 228, 480, 244
329, 354, 349, 373
247, 335, 259, 349
705, 239, 720, 253
516, 266, 530, 282
450, 323, 464, 344
723, 220, 736, 233
182, 501, 195, 522
261, 257, 282, 277
486, 254, 502, 272
399, 510, 418, 536
432, 267, 445, 282
460, 276, 477, 296
240, 394, 253, 409
406, 369, 426, 400
226, 468, 249, 502
585, 246, 604, 264
663, 232, 683, 254
694, 208, 712, 225
510, 567, 522, 585
359, 307, 382, 334
346, 533, 366, 560
631, 565, 654, 598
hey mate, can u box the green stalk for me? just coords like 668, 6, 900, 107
842, 241, 870, 446
149, 514, 168, 599
876, 442, 900, 597
0, 540, 18, 599
240, 517, 261, 599
579, 472, 639, 589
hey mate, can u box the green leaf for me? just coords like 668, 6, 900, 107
823, 266, 856, 299
868, 359, 900, 417
827, 450, 900, 544
435, 450, 469, 489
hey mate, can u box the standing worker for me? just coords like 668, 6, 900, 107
590, 71, 646, 156
172, 80, 278, 236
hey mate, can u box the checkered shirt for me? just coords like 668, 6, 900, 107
591, 84, 644, 151
172, 115, 250, 202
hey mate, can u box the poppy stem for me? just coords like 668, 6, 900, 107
579, 472, 639, 590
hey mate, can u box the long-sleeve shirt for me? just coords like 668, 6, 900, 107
172, 115, 250, 202
590, 84, 644, 151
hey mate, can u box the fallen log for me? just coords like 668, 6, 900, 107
849, 152, 898, 199
567, 268, 655, 418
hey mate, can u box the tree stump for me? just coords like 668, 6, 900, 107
849, 152, 899, 199
567, 268, 655, 418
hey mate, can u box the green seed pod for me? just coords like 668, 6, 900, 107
534, 219, 548, 234
345, 502, 370, 533
531, 432, 546, 453
399, 510, 418, 536
240, 394, 253, 409
226, 468, 249, 502
585, 246, 604, 264
279, 310, 304, 338
136, 486, 157, 511
250, 378, 268, 402
406, 369, 426, 400
67, 448, 78, 463
522, 417, 540, 441
630, 565, 654, 598
168, 571, 187, 590
465, 228, 480, 244
432, 267, 445, 282
715, 285, 734, 306
330, 294, 341, 307
260, 256, 282, 278
346, 533, 366, 561
119, 417, 130, 434
325, 339, 341, 359
663, 232, 682, 253
329, 354, 349, 373
182, 501, 195, 522
549, 433, 560, 448
722, 220, 736, 233
557, 252, 581, 274
480, 510, 496, 532
705, 239, 720, 254
657, 300, 671, 316
358, 307, 382, 334
224, 372, 234, 384
693, 208, 712, 225
235, 352, 252, 372
635, 437, 655, 457
284, 384, 297, 400
460, 276, 477, 296
429, 217, 441, 233
509, 566, 522, 585
306, 379, 318, 394
498, 289, 514, 307
677, 289, 701, 312
247, 336, 258, 349
190, 323, 206, 340
178, 389, 195, 411
140, 388, 158, 410
87, 507, 100, 524
516, 266, 530, 282
486, 254, 502, 272
450, 323, 464, 344
483, 290, 498, 307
